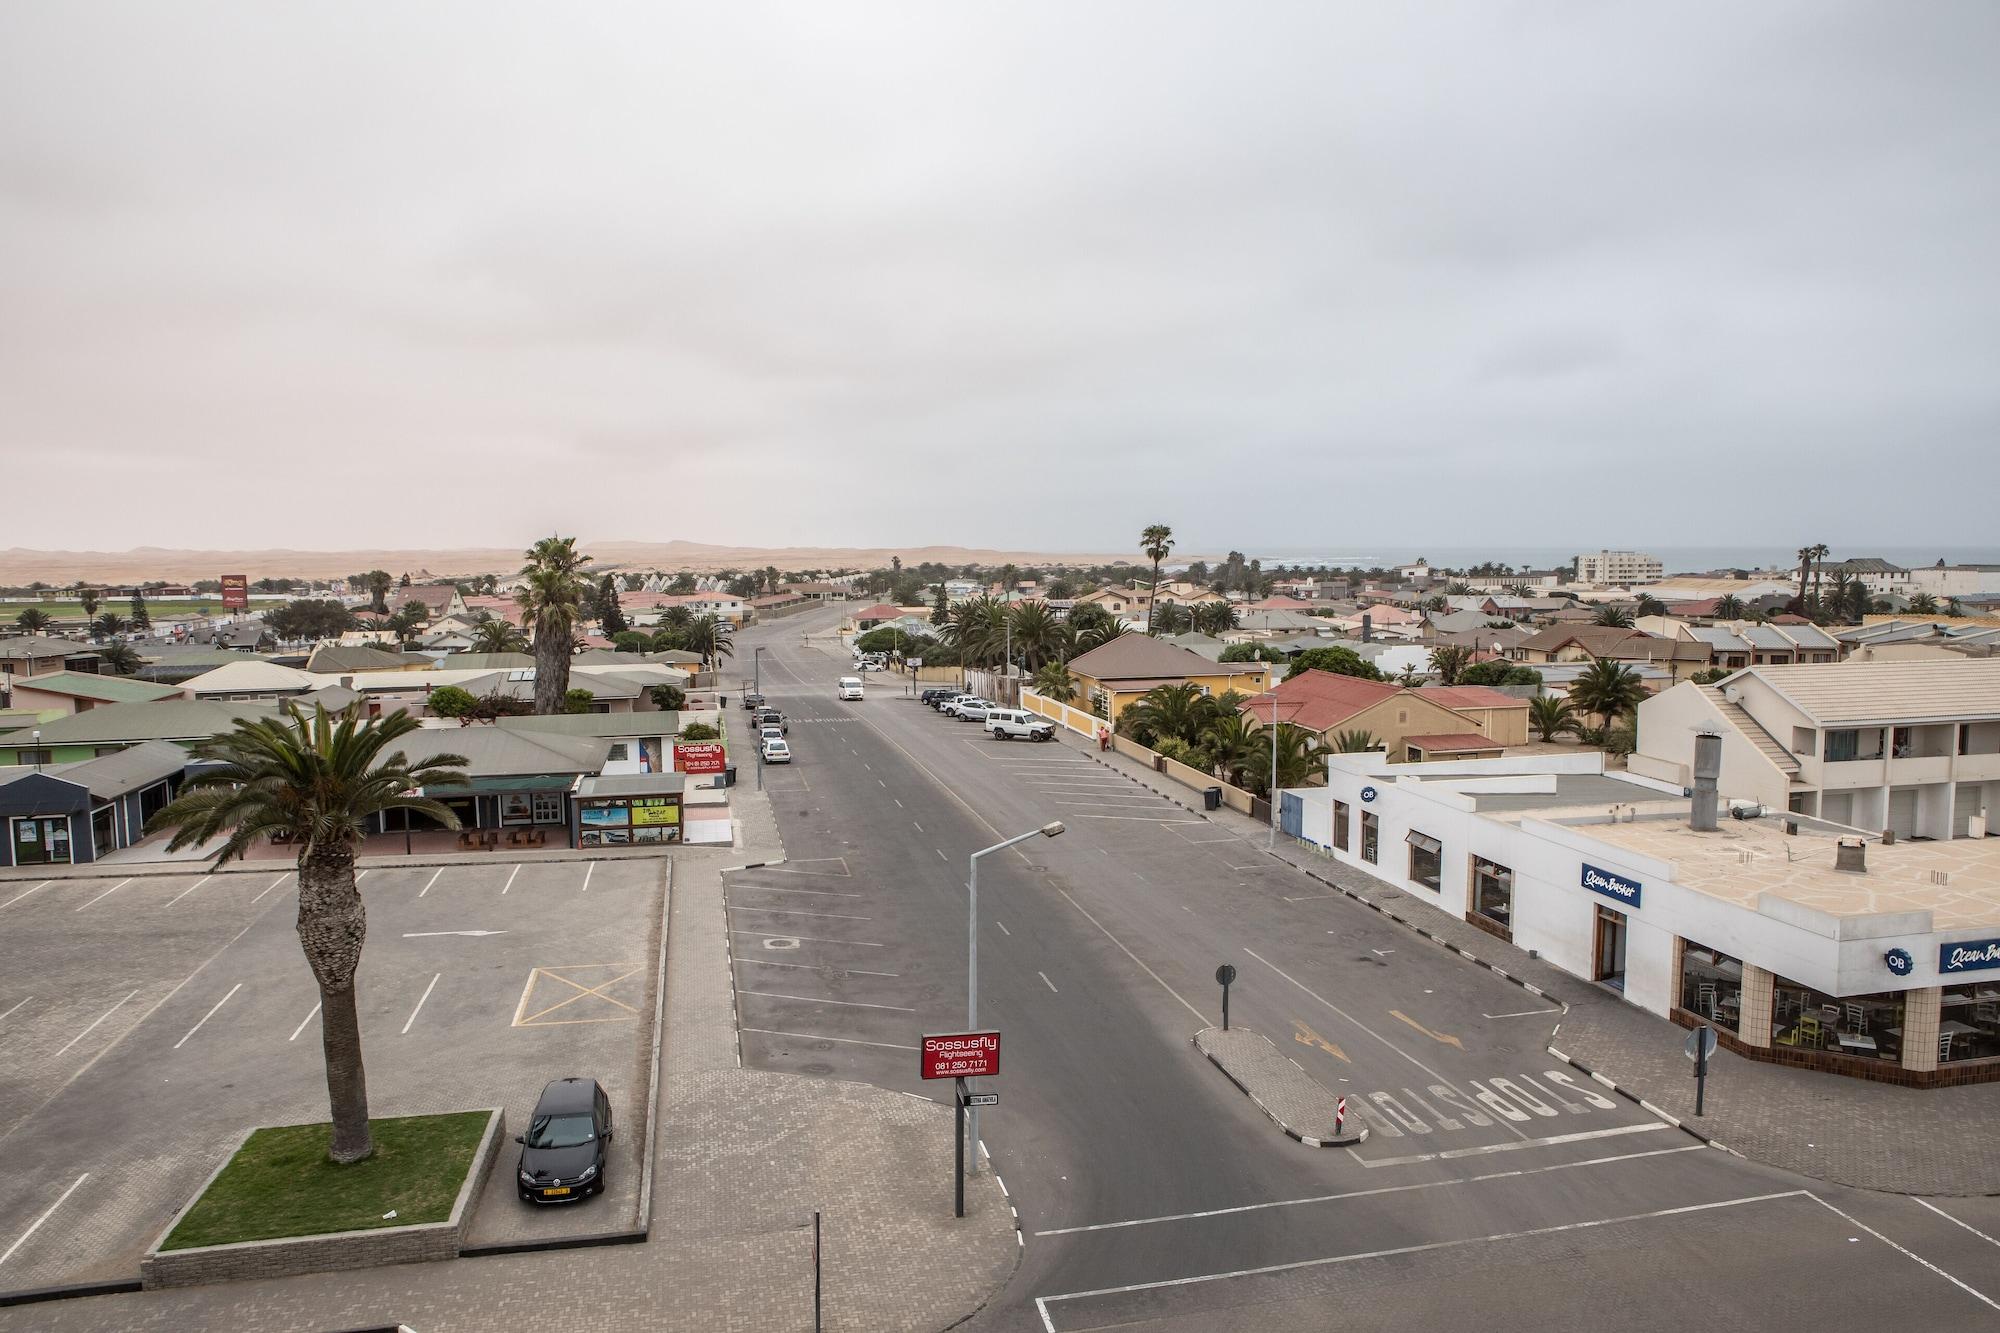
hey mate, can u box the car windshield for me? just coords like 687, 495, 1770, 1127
525, 1112, 595, 1149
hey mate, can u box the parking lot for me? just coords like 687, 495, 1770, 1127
0, 854, 665, 1290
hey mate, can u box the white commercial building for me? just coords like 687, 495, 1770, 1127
1282, 749, 2000, 1085
1574, 550, 1664, 586
1908, 563, 2000, 600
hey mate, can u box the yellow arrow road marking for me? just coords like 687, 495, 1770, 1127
1389, 1009, 1465, 1049
1291, 1019, 1350, 1063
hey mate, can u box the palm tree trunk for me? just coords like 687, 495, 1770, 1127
533, 611, 568, 715
1146, 559, 1161, 633
297, 841, 373, 1162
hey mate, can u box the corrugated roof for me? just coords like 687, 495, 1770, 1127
54, 739, 188, 798
390, 726, 610, 778
1403, 733, 1505, 751
0, 635, 99, 661
1416, 685, 1529, 711
180, 660, 322, 694
2, 671, 181, 704
1749, 660, 2000, 724
1069, 633, 1264, 683
0, 699, 278, 747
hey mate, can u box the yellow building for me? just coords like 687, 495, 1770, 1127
1064, 634, 1273, 721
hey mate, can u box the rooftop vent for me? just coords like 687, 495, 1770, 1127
1835, 839, 1867, 874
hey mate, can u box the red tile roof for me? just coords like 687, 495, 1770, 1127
1416, 685, 1528, 711
1236, 670, 1401, 732
1403, 732, 1505, 752
853, 603, 905, 620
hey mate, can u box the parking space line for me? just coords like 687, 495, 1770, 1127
53, 989, 140, 1056
1809, 1194, 2000, 1312
913, 822, 923, 833
0, 995, 32, 1024
1, 881, 53, 911
402, 973, 441, 1034
1916, 1198, 2000, 1249
995, 921, 1011, 936
727, 906, 872, 921
289, 1001, 321, 1042
741, 1028, 918, 1051
0, 1173, 89, 1268
581, 863, 594, 892
736, 989, 915, 1012
501, 865, 523, 894
728, 931, 886, 947
418, 868, 444, 898
1039, 972, 1059, 993
252, 872, 292, 904
739, 959, 900, 977
164, 875, 213, 908
736, 884, 865, 898
75, 878, 133, 911
173, 982, 243, 1050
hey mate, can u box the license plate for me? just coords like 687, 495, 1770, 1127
542, 1186, 570, 1196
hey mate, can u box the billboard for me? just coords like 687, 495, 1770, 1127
675, 742, 727, 775
220, 574, 249, 610
921, 1031, 1000, 1080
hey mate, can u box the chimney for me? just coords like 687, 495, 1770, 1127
1835, 838, 1867, 874
1361, 613, 1373, 643
1690, 731, 1721, 831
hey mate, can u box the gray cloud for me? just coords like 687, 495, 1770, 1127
2, 1, 1995, 555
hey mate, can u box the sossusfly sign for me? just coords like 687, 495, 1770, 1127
674, 742, 726, 775
921, 1031, 1000, 1079
1581, 863, 1642, 908
1940, 938, 2000, 974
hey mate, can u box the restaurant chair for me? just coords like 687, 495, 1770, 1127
1938, 1031, 1954, 1062
1696, 983, 1717, 1017
1843, 1002, 1867, 1034
1795, 1014, 1824, 1048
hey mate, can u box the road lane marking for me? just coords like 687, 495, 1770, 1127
0, 996, 31, 1024
735, 990, 915, 1012
75, 878, 133, 911
1915, 1198, 2000, 1249
913, 822, 924, 832
289, 1002, 321, 1042
937, 849, 948, 859
581, 863, 594, 892
1484, 1008, 1560, 1018
728, 930, 885, 947
738, 884, 865, 898
1053, 886, 1208, 1025
1, 881, 54, 911
500, 864, 523, 894
163, 875, 213, 907
738, 959, 900, 977
740, 1028, 917, 1051
995, 921, 1011, 936
1390, 1010, 1465, 1050
402, 929, 507, 938
1809, 1194, 2000, 1312
1292, 1019, 1350, 1063
418, 868, 444, 898
1035, 1143, 1709, 1236
1039, 971, 1059, 993
173, 982, 243, 1049
894, 799, 904, 808
726, 906, 872, 921
401, 973, 442, 1034
252, 872, 292, 904
0, 1173, 89, 1268
54, 989, 140, 1056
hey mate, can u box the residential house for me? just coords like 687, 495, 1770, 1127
1632, 660, 2000, 840
1837, 620, 2000, 663
1414, 686, 1532, 746
393, 584, 467, 621
1233, 671, 1509, 761
1222, 609, 1328, 641
178, 660, 324, 702
1, 740, 190, 866
1071, 580, 1225, 627
0, 636, 101, 685
1677, 621, 1840, 667
1511, 626, 1712, 684
845, 603, 912, 632
0, 699, 279, 766
0, 672, 182, 719
1062, 634, 1273, 723
305, 643, 432, 674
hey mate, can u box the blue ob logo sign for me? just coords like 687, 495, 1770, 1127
1580, 862, 1642, 908
1940, 938, 2000, 975
1359, 785, 1378, 803
1884, 948, 1914, 977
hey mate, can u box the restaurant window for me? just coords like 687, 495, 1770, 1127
1360, 811, 1379, 864
1472, 857, 1513, 933
499, 793, 534, 826
1332, 800, 1350, 851
1406, 831, 1442, 890
1771, 977, 1903, 1062
1940, 981, 2000, 1063
531, 791, 563, 824
1679, 941, 1744, 1030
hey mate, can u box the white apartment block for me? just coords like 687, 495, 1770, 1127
1908, 564, 2000, 600
1574, 550, 1664, 585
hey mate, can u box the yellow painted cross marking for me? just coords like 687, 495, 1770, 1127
1389, 1009, 1465, 1049
1291, 1019, 1350, 1063
512, 964, 645, 1027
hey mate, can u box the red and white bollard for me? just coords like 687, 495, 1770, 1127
1334, 1095, 1346, 1137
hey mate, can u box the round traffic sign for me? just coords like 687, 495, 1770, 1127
1215, 964, 1238, 986
1684, 1026, 1718, 1061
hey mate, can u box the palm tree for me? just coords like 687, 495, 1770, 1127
148, 704, 467, 1163
1248, 722, 1318, 795
1427, 644, 1473, 685
1506, 583, 1534, 598
1066, 605, 1123, 653
1909, 592, 1939, 615
1149, 602, 1193, 636
1192, 601, 1238, 635
1444, 581, 1474, 596
1634, 594, 1668, 618
1714, 595, 1745, 620
1592, 604, 1635, 628
15, 607, 51, 632
1007, 601, 1063, 670
1842, 579, 1872, 623
947, 596, 1007, 667
1529, 695, 1581, 742
1810, 545, 1831, 604
470, 619, 528, 654
93, 611, 128, 640
1139, 525, 1175, 633
365, 570, 394, 615
1947, 598, 1965, 618
1331, 729, 1379, 753
683, 613, 734, 668
1569, 660, 1646, 730
516, 536, 592, 714
95, 641, 142, 675
1122, 683, 1213, 747
1032, 661, 1076, 704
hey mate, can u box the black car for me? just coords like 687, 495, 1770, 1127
920, 688, 957, 708
516, 1077, 613, 1203
742, 692, 767, 711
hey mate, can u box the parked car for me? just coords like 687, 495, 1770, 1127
517, 1077, 613, 1204
762, 737, 792, 763
753, 708, 787, 734
956, 700, 993, 722
987, 708, 1056, 741
938, 694, 979, 716
838, 677, 864, 700
742, 692, 767, 712
758, 723, 783, 746
919, 688, 958, 708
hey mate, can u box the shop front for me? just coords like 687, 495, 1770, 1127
570, 774, 688, 848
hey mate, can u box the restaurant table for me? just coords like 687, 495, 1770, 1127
1833, 1032, 1878, 1053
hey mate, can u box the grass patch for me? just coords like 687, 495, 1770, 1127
0, 600, 222, 620
161, 1111, 491, 1250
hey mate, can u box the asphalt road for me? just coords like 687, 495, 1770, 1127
732, 608, 2000, 1331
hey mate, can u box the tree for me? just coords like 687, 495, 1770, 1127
1427, 644, 1473, 685
1841, 579, 1872, 623
931, 584, 950, 626
1149, 601, 1193, 636
1247, 722, 1317, 796
1690, 667, 1732, 685
1121, 683, 1217, 748
386, 599, 427, 645
596, 575, 627, 637
1714, 595, 1745, 620
1445, 581, 1474, 596
15, 607, 51, 632
667, 572, 697, 594
1066, 605, 1123, 654
148, 704, 466, 1162
679, 722, 721, 741
93, 611, 128, 640
427, 685, 478, 719
1192, 601, 1238, 635
683, 613, 734, 668
365, 570, 393, 615
1032, 661, 1077, 704
517, 536, 593, 714
1286, 647, 1385, 682
269, 599, 355, 642
1592, 605, 1634, 628
649, 683, 686, 711
1007, 601, 1064, 669
1634, 594, 1668, 618
79, 587, 100, 617
1202, 711, 1259, 786
95, 641, 141, 675
129, 589, 151, 631
1219, 642, 1285, 663
1569, 659, 1646, 729
1139, 525, 1175, 633
1948, 598, 1965, 617
1331, 729, 1379, 753
1459, 661, 1541, 687
946, 596, 1007, 667
562, 688, 596, 714
470, 619, 529, 654
1529, 695, 1581, 742
1908, 592, 1939, 615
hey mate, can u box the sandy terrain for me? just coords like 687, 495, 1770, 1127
0, 540, 1150, 585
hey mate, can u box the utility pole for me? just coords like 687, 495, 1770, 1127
967, 822, 1064, 1170
1267, 686, 1279, 849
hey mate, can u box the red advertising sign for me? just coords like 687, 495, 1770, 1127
674, 741, 727, 775
220, 574, 249, 610
921, 1031, 1000, 1080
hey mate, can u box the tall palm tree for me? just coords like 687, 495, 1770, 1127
1908, 592, 1939, 615
1149, 602, 1193, 636
1123, 683, 1214, 747
1713, 595, 1745, 620
1139, 525, 1175, 633
1569, 660, 1646, 730
15, 607, 51, 632
470, 618, 528, 654
1066, 605, 1123, 653
1426, 644, 1473, 685
1032, 661, 1076, 703
1530, 695, 1581, 742
93, 611, 128, 640
1007, 601, 1063, 670
1248, 722, 1318, 795
947, 596, 1007, 667
148, 704, 466, 1163
516, 536, 593, 714
1794, 546, 1818, 611
1809, 544, 1831, 604
1202, 711, 1260, 786
1192, 601, 1238, 635
1593, 604, 1635, 628
95, 641, 142, 675
683, 613, 734, 668
365, 570, 394, 615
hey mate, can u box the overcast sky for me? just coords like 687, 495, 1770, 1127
2, 2, 1995, 556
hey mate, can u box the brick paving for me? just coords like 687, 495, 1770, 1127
1058, 730, 2000, 1196
1193, 1025, 1365, 1147
1, 783, 1018, 1330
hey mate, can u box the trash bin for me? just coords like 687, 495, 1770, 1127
719, 694, 728, 709
722, 766, 737, 788
1203, 786, 1222, 812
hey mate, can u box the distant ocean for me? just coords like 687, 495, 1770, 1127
1217, 546, 2000, 576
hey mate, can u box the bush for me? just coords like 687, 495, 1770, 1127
562, 688, 596, 714
427, 685, 477, 718
650, 684, 686, 710
680, 722, 721, 741
1285, 647, 1384, 682
1219, 643, 1284, 663
1458, 662, 1542, 687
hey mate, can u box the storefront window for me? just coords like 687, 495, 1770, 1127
1940, 982, 2000, 1062
531, 791, 563, 824
578, 795, 681, 847
1360, 811, 1379, 864
1472, 857, 1513, 932
500, 793, 534, 826
1771, 977, 1903, 1061
1332, 801, 1349, 852
1407, 831, 1441, 890
1679, 942, 1744, 1030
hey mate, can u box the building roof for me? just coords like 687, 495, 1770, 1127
1829, 557, 1908, 575
0, 699, 279, 748
2, 671, 181, 705
0, 635, 98, 662
1247, 596, 1317, 611
305, 643, 421, 673
500, 711, 706, 740
1415, 685, 1529, 712
1746, 660, 2000, 725
436, 652, 537, 670
1687, 625, 1752, 654
1402, 733, 1506, 752
852, 604, 905, 621
179, 660, 323, 695
1068, 633, 1265, 684
396, 585, 461, 615
396, 726, 611, 780
573, 772, 690, 799
51, 739, 190, 799
1235, 670, 1401, 732
1163, 633, 1227, 660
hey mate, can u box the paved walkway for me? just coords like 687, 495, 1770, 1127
1059, 729, 2000, 1196
3, 786, 1017, 1330
1194, 1026, 1366, 1148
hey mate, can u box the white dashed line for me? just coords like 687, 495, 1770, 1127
0, 881, 53, 911
0, 996, 32, 1024
163, 875, 212, 908
995, 921, 1011, 936
173, 982, 243, 1050
402, 973, 442, 1034
289, 1002, 321, 1042
1039, 972, 1059, 993
501, 865, 522, 894
75, 879, 133, 912
54, 990, 139, 1057
581, 863, 595, 892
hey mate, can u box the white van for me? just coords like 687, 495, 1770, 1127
986, 709, 1056, 742
838, 676, 864, 700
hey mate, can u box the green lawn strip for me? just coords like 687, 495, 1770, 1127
0, 601, 220, 620
162, 1110, 492, 1250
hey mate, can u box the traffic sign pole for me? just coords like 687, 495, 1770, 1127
953, 1077, 966, 1218
1695, 1025, 1710, 1116
1215, 963, 1238, 1031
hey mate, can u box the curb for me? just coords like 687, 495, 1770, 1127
1191, 1037, 1368, 1149
0, 1279, 143, 1309
1544, 1040, 1743, 1157
460, 1229, 646, 1259
722, 857, 787, 872
635, 858, 672, 1232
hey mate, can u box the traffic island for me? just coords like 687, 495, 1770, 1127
141, 1108, 503, 1289
1194, 1027, 1368, 1148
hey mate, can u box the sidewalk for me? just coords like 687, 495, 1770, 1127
1057, 729, 2000, 1197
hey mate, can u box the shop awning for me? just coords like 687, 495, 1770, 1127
421, 774, 579, 796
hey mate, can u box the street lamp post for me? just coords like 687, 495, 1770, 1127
1267, 686, 1279, 849
753, 647, 766, 792
966, 820, 1064, 1173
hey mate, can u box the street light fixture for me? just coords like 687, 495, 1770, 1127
965, 820, 1063, 1172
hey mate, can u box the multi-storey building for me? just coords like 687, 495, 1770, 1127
1574, 550, 1665, 585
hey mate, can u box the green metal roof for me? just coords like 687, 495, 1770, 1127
4, 671, 183, 704
422, 774, 577, 795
